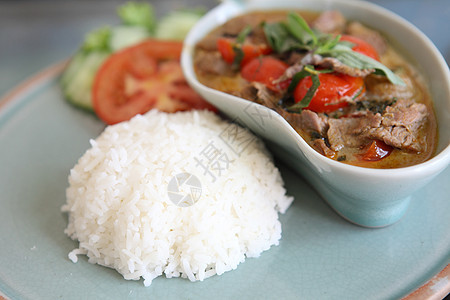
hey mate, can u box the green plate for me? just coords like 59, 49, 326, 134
0, 65, 448, 299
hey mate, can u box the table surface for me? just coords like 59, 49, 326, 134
0, 1, 449, 299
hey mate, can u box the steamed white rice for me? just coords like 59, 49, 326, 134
62, 109, 293, 286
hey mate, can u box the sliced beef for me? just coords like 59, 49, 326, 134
365, 100, 428, 152
318, 57, 374, 77
279, 109, 329, 137
194, 50, 233, 76
297, 110, 329, 136
196, 34, 220, 51
233, 83, 258, 101
313, 139, 336, 157
312, 11, 346, 34
345, 21, 387, 55
221, 14, 275, 36
326, 99, 427, 153
278, 54, 374, 83
286, 51, 307, 65
248, 83, 329, 136
222, 15, 252, 36
364, 73, 414, 101
252, 82, 278, 107
327, 113, 382, 151
275, 53, 322, 82
248, 25, 268, 45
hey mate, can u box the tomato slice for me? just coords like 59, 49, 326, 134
217, 38, 272, 67
360, 140, 393, 161
340, 35, 380, 61
92, 39, 216, 125
294, 72, 365, 113
240, 56, 289, 91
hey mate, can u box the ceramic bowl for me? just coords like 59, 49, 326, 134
181, 0, 450, 227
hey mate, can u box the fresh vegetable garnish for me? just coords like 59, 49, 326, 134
339, 35, 379, 61
217, 26, 273, 68
92, 40, 215, 125
291, 71, 365, 113
240, 57, 289, 91
263, 12, 404, 86
286, 65, 325, 111
155, 9, 206, 40
60, 1, 204, 114
117, 1, 156, 31
360, 140, 393, 161
217, 37, 272, 68
81, 27, 112, 52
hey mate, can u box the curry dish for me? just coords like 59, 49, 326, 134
193, 10, 437, 168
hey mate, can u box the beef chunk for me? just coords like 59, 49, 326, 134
326, 99, 427, 153
222, 16, 251, 36
249, 83, 329, 136
365, 73, 414, 101
222, 14, 275, 36
286, 51, 307, 65
196, 35, 220, 51
234, 83, 258, 101
313, 139, 336, 157
276, 108, 330, 137
279, 54, 374, 83
194, 50, 233, 76
345, 22, 387, 55
298, 110, 329, 136
365, 100, 428, 152
251, 82, 278, 107
312, 11, 346, 34
327, 113, 382, 151
318, 57, 374, 77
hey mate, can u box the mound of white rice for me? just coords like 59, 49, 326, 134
62, 109, 293, 286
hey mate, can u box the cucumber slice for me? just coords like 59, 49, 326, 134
60, 52, 86, 89
155, 10, 204, 40
109, 25, 150, 51
62, 51, 109, 111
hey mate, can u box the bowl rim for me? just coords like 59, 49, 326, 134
181, 0, 450, 178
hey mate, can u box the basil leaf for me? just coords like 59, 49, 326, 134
325, 45, 405, 85
232, 45, 244, 69
232, 25, 252, 68
287, 68, 312, 93
263, 22, 288, 53
236, 25, 252, 44
288, 73, 321, 111
287, 65, 332, 93
263, 22, 306, 53
286, 12, 317, 46
317, 35, 344, 53
262, 12, 405, 86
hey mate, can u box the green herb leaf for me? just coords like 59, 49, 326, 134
232, 25, 252, 68
287, 65, 331, 93
288, 73, 321, 111
322, 45, 405, 85
236, 25, 252, 44
287, 67, 313, 93
263, 12, 405, 86
317, 34, 342, 53
286, 11, 317, 46
82, 27, 112, 53
286, 66, 326, 112
117, 2, 156, 32
264, 22, 301, 53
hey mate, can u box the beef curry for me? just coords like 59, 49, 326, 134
193, 10, 437, 168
